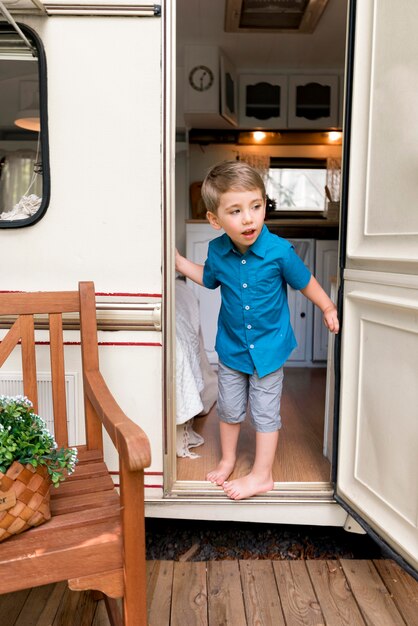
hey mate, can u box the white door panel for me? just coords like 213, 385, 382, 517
346, 0, 418, 271
338, 280, 418, 567
338, 0, 418, 573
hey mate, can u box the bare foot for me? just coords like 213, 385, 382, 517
222, 473, 274, 500
206, 460, 235, 486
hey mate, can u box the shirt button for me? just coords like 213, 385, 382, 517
247, 324, 252, 329
242, 283, 247, 288
241, 259, 246, 264
250, 344, 254, 349
245, 305, 250, 310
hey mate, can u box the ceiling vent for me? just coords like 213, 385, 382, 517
225, 0, 329, 34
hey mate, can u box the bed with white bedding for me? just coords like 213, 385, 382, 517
175, 279, 218, 457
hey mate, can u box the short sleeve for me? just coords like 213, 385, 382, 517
202, 243, 220, 290
281, 244, 311, 290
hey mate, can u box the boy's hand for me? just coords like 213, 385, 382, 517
175, 248, 182, 273
323, 305, 339, 334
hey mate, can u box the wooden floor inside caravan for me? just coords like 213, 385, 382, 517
177, 368, 331, 483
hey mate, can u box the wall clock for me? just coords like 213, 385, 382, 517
188, 65, 214, 92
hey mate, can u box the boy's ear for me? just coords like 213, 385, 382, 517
206, 211, 222, 230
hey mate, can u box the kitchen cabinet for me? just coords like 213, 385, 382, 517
183, 45, 238, 129
287, 74, 339, 129
239, 74, 288, 128
313, 240, 339, 361
286, 239, 315, 364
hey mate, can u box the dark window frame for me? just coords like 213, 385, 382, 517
0, 23, 50, 229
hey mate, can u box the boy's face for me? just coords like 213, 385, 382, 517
206, 188, 266, 254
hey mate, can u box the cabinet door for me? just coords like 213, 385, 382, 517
313, 240, 338, 361
287, 239, 315, 363
186, 225, 221, 364
288, 75, 339, 129
239, 74, 288, 128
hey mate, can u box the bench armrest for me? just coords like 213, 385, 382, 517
84, 369, 151, 472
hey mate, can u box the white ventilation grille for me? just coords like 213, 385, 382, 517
0, 372, 78, 445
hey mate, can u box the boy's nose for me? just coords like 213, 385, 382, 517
242, 211, 252, 223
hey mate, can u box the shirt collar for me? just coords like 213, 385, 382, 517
220, 224, 269, 258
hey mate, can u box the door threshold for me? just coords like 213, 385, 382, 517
166, 480, 334, 502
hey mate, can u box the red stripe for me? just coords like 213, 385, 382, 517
144, 484, 164, 489
96, 292, 162, 298
110, 471, 163, 477
32, 341, 162, 347
0, 290, 162, 298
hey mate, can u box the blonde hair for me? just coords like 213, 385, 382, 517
201, 160, 266, 214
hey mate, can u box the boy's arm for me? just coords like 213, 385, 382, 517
300, 275, 339, 334
175, 249, 204, 286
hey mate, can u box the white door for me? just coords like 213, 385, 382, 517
337, 0, 418, 574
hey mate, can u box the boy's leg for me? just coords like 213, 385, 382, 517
207, 421, 241, 485
223, 430, 279, 499
207, 362, 248, 485
223, 367, 283, 499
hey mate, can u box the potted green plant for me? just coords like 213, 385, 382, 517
0, 395, 78, 542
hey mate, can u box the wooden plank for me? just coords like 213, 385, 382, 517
374, 560, 418, 626
240, 560, 286, 625
340, 560, 407, 626
50, 488, 119, 515
0, 520, 122, 595
72, 590, 99, 626
147, 560, 174, 626
306, 560, 366, 625
0, 291, 80, 316
171, 561, 208, 626
49, 312, 69, 448
20, 315, 38, 412
52, 473, 116, 499
14, 582, 66, 626
69, 568, 123, 598
273, 560, 324, 625
0, 588, 31, 626
119, 459, 147, 626
92, 600, 112, 626
0, 318, 20, 367
207, 561, 247, 626
79, 282, 103, 453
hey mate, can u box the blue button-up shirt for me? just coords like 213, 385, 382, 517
202, 225, 311, 377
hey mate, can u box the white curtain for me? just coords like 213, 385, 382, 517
0, 150, 42, 215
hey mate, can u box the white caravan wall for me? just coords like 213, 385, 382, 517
0, 15, 162, 294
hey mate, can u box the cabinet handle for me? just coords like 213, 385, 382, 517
300, 312, 306, 318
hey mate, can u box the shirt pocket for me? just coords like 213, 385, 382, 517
255, 267, 280, 293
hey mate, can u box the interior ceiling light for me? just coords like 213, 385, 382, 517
14, 113, 40, 132
225, 0, 329, 34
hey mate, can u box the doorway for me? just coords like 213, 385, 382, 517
172, 0, 349, 495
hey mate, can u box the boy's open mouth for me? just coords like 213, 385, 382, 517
242, 229, 256, 236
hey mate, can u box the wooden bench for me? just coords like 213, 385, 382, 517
0, 282, 151, 626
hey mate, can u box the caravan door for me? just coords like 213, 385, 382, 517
336, 0, 418, 573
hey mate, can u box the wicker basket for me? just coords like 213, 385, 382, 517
0, 461, 52, 542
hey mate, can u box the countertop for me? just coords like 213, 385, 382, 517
186, 219, 340, 239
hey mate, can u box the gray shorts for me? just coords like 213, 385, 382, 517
217, 361, 284, 433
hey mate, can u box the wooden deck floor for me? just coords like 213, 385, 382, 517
1, 559, 417, 625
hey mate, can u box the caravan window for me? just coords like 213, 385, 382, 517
266, 157, 327, 214
0, 24, 49, 228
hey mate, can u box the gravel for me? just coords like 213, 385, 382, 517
145, 518, 383, 562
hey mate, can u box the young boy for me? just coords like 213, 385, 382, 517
176, 160, 339, 500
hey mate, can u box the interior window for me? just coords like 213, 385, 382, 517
266, 157, 327, 214
0, 24, 49, 228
